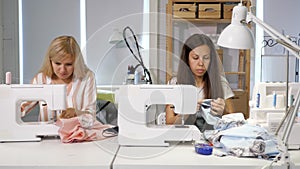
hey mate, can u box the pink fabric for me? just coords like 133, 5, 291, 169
56, 114, 115, 143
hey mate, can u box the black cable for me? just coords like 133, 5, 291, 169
102, 126, 118, 138
122, 26, 152, 84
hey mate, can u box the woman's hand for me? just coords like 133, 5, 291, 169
165, 104, 177, 124
210, 98, 225, 116
59, 108, 77, 119
197, 99, 205, 111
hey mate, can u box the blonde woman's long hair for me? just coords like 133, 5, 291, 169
39, 35, 89, 79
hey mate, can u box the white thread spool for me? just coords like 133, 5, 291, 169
5, 72, 11, 85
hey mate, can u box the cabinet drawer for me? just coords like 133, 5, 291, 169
198, 3, 221, 19
173, 3, 196, 18
223, 3, 236, 19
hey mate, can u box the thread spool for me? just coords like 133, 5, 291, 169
288, 94, 294, 107
5, 72, 11, 85
273, 91, 277, 108
256, 92, 260, 108
276, 95, 285, 109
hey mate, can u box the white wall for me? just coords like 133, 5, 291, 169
0, 0, 146, 85
0, 0, 3, 83
1, 0, 19, 84
260, 0, 300, 82
21, 0, 81, 84
85, 0, 143, 85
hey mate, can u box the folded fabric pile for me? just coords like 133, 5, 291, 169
56, 114, 117, 143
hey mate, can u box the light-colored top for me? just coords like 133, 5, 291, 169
22, 71, 97, 121
168, 76, 234, 100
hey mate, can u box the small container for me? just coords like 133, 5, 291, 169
195, 143, 213, 155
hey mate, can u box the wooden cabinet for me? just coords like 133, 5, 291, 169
166, 0, 251, 118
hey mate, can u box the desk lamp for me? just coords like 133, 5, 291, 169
217, 2, 300, 168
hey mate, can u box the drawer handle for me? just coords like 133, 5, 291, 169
179, 8, 190, 12
204, 8, 216, 12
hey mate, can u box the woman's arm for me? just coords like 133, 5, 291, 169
165, 104, 178, 124
79, 71, 97, 117
21, 74, 42, 117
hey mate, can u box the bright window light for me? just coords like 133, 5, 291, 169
80, 0, 87, 61
255, 0, 264, 83
18, 0, 23, 84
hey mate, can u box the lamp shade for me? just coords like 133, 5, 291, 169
109, 28, 123, 44
217, 3, 255, 49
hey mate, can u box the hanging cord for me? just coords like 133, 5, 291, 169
123, 26, 152, 84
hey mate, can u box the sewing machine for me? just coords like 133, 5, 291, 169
115, 84, 201, 147
249, 82, 300, 149
0, 84, 66, 142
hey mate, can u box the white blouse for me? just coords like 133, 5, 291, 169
22, 71, 97, 122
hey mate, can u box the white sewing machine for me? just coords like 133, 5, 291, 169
0, 84, 66, 142
249, 82, 300, 149
115, 84, 201, 147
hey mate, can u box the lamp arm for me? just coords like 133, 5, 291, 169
247, 12, 300, 59
283, 89, 300, 145
247, 10, 300, 159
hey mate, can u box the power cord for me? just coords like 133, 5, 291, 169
122, 26, 152, 84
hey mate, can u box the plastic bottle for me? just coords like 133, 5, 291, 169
256, 91, 260, 108
126, 65, 134, 84
5, 72, 11, 85
134, 69, 139, 85
288, 94, 294, 107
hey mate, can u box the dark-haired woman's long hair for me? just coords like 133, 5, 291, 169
177, 34, 224, 99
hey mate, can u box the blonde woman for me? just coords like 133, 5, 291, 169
21, 35, 96, 121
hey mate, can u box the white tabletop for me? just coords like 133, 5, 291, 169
290, 150, 300, 169
0, 136, 299, 169
113, 142, 294, 169
0, 137, 119, 169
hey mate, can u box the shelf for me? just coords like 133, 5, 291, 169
225, 72, 246, 75
166, 0, 251, 118
171, 0, 243, 2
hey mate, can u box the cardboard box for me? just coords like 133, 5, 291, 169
198, 3, 221, 19
173, 3, 196, 19
223, 3, 236, 19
